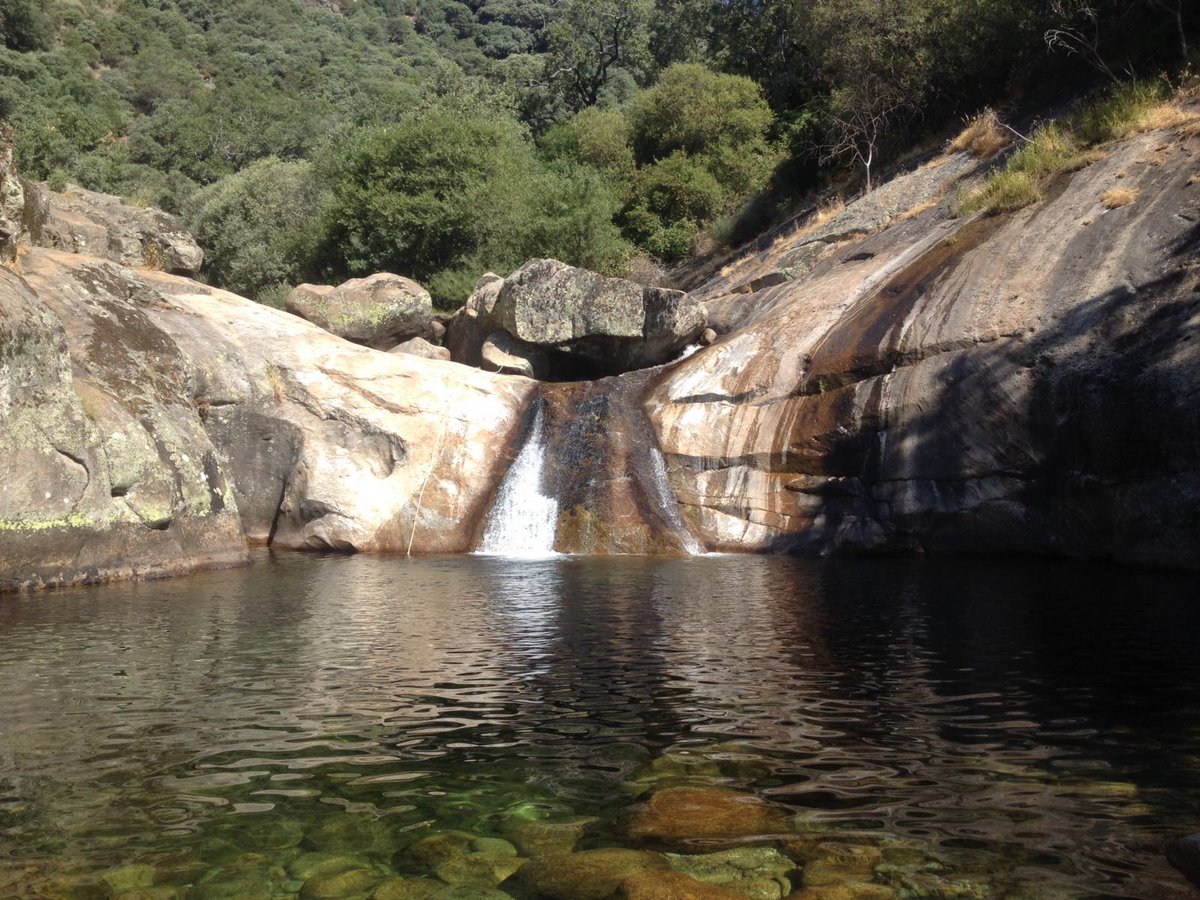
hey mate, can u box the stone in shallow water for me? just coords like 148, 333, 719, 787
190, 853, 288, 900
111, 888, 184, 900
428, 886, 516, 900
627, 788, 792, 843
226, 817, 306, 851
1167, 833, 1200, 886
373, 875, 444, 900
518, 849, 671, 900
434, 853, 524, 887
471, 837, 518, 858
796, 845, 883, 887
787, 883, 896, 900
667, 848, 795, 900
502, 819, 591, 857
305, 813, 400, 855
619, 870, 750, 900
288, 852, 374, 881
301, 866, 385, 898
102, 864, 157, 893
400, 831, 477, 872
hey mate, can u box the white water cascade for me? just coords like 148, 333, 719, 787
476, 403, 560, 557
647, 445, 704, 556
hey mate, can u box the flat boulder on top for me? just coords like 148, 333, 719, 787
287, 272, 434, 350
488, 259, 706, 376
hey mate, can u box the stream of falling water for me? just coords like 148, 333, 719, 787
476, 402, 560, 557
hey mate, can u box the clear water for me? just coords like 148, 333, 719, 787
1, 552, 1200, 898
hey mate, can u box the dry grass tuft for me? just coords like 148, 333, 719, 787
900, 199, 938, 221
1134, 101, 1199, 133
1101, 187, 1140, 209
949, 109, 1012, 158
795, 197, 846, 239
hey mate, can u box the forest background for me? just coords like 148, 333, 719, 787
0, 0, 1192, 306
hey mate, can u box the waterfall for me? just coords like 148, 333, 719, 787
647, 445, 704, 556
476, 402, 560, 557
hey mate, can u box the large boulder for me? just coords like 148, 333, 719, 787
481, 331, 548, 379
491, 259, 705, 376
41, 184, 202, 274
449, 262, 705, 378
287, 272, 434, 350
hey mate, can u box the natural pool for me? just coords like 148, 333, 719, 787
1, 552, 1199, 899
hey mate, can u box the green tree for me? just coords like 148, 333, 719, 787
541, 106, 635, 182
544, 0, 652, 112
186, 157, 327, 301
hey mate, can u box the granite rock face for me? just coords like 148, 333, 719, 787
645, 124, 1200, 568
1, 246, 531, 590
41, 184, 203, 274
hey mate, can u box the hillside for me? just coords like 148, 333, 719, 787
2, 0, 1193, 308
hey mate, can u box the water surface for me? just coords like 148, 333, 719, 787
1, 552, 1199, 897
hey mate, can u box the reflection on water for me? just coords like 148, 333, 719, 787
0, 552, 1199, 897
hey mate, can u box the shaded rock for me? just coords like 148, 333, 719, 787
490, 259, 706, 376
481, 331, 548, 379
0, 260, 249, 592
518, 849, 671, 900
42, 184, 202, 275
620, 871, 750, 900
627, 788, 792, 843
1167, 833, 1200, 887
699, 328, 718, 346
390, 337, 452, 361
286, 273, 434, 350
667, 848, 796, 900
447, 274, 505, 368
501, 819, 590, 857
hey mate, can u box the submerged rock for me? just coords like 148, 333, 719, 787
627, 788, 792, 843
666, 848, 795, 899
619, 870, 749, 900
501, 818, 590, 857
286, 272, 434, 350
300, 866, 384, 899
1167, 833, 1200, 887
518, 849, 671, 900
374, 876, 444, 900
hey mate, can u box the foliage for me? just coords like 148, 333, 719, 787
185, 157, 328, 301
0, 0, 1193, 304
